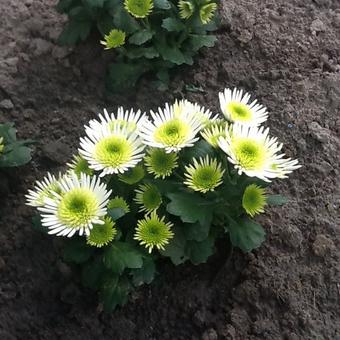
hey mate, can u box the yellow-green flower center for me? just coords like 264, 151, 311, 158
242, 184, 267, 217
227, 102, 252, 122
124, 0, 153, 18
145, 149, 178, 178
87, 217, 117, 247
57, 188, 98, 227
94, 136, 132, 168
234, 139, 265, 170
191, 166, 222, 191
154, 119, 190, 146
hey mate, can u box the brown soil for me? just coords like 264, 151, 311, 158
1, 0, 340, 339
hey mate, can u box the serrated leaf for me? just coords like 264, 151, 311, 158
129, 30, 154, 45
99, 275, 130, 311
113, 5, 140, 34
267, 195, 288, 206
126, 47, 159, 59
185, 237, 215, 264
154, 0, 171, 9
160, 226, 187, 265
183, 222, 210, 242
189, 34, 217, 51
131, 256, 156, 286
161, 18, 185, 32
226, 217, 265, 252
103, 241, 143, 274
82, 258, 105, 289
96, 14, 114, 35
166, 192, 213, 225
63, 238, 94, 264
0, 122, 16, 144
182, 139, 214, 161
58, 19, 92, 45
0, 145, 32, 167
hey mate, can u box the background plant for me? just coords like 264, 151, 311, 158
56, 0, 219, 91
27, 88, 300, 311
0, 122, 33, 168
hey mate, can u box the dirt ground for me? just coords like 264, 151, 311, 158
0, 0, 339, 339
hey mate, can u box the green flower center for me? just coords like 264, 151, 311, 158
228, 102, 252, 121
234, 139, 265, 170
154, 119, 190, 146
125, 0, 153, 18
87, 218, 116, 248
94, 136, 132, 168
242, 184, 266, 217
143, 187, 162, 210
146, 149, 178, 177
57, 188, 98, 227
192, 166, 221, 191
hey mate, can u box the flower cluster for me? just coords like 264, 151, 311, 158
27, 88, 300, 311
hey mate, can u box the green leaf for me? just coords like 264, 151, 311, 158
157, 43, 192, 65
154, 0, 171, 9
82, 258, 105, 289
99, 275, 130, 311
63, 238, 94, 264
31, 215, 48, 234
161, 18, 185, 32
0, 122, 17, 144
107, 62, 149, 92
129, 30, 154, 45
56, 0, 76, 13
58, 19, 92, 45
185, 237, 215, 264
107, 207, 126, 221
96, 14, 115, 35
166, 192, 213, 225
160, 226, 187, 265
113, 5, 140, 34
182, 139, 214, 161
131, 256, 156, 286
83, 0, 105, 8
126, 47, 159, 59
103, 241, 143, 274
189, 34, 217, 51
183, 222, 210, 242
226, 217, 265, 252
267, 194, 288, 206
0, 145, 32, 167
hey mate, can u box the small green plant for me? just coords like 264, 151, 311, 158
56, 0, 219, 91
0, 123, 33, 168
26, 88, 300, 311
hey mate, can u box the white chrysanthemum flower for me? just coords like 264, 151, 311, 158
218, 124, 301, 182
172, 99, 219, 126
38, 173, 111, 237
219, 88, 268, 126
26, 172, 62, 207
79, 123, 146, 177
139, 103, 203, 153
87, 107, 147, 134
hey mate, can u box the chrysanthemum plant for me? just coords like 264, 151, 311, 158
56, 0, 219, 91
27, 88, 300, 311
0, 122, 33, 168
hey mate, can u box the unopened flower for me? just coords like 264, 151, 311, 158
184, 155, 225, 193
79, 124, 145, 177
139, 103, 203, 152
100, 29, 126, 49
242, 184, 267, 217
67, 154, 93, 177
219, 88, 268, 126
145, 148, 178, 178
218, 124, 301, 182
134, 211, 174, 253
134, 183, 162, 213
38, 173, 111, 237
86, 217, 117, 247
26, 172, 63, 207
0, 137, 4, 154
178, 0, 195, 19
118, 164, 145, 184
199, 2, 217, 24
201, 123, 227, 147
124, 0, 153, 18
107, 196, 130, 213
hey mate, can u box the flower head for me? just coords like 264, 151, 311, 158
87, 108, 146, 135
37, 173, 111, 237
0, 137, 4, 154
100, 29, 126, 49
124, 0, 153, 18
242, 184, 267, 217
134, 183, 162, 213
199, 2, 217, 24
219, 88, 268, 126
201, 123, 227, 147
178, 0, 195, 19
67, 154, 93, 177
118, 164, 145, 184
26, 172, 63, 207
218, 124, 301, 182
107, 196, 130, 213
134, 211, 174, 253
145, 148, 178, 178
86, 217, 117, 247
184, 156, 225, 193
79, 123, 146, 177
139, 103, 203, 152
